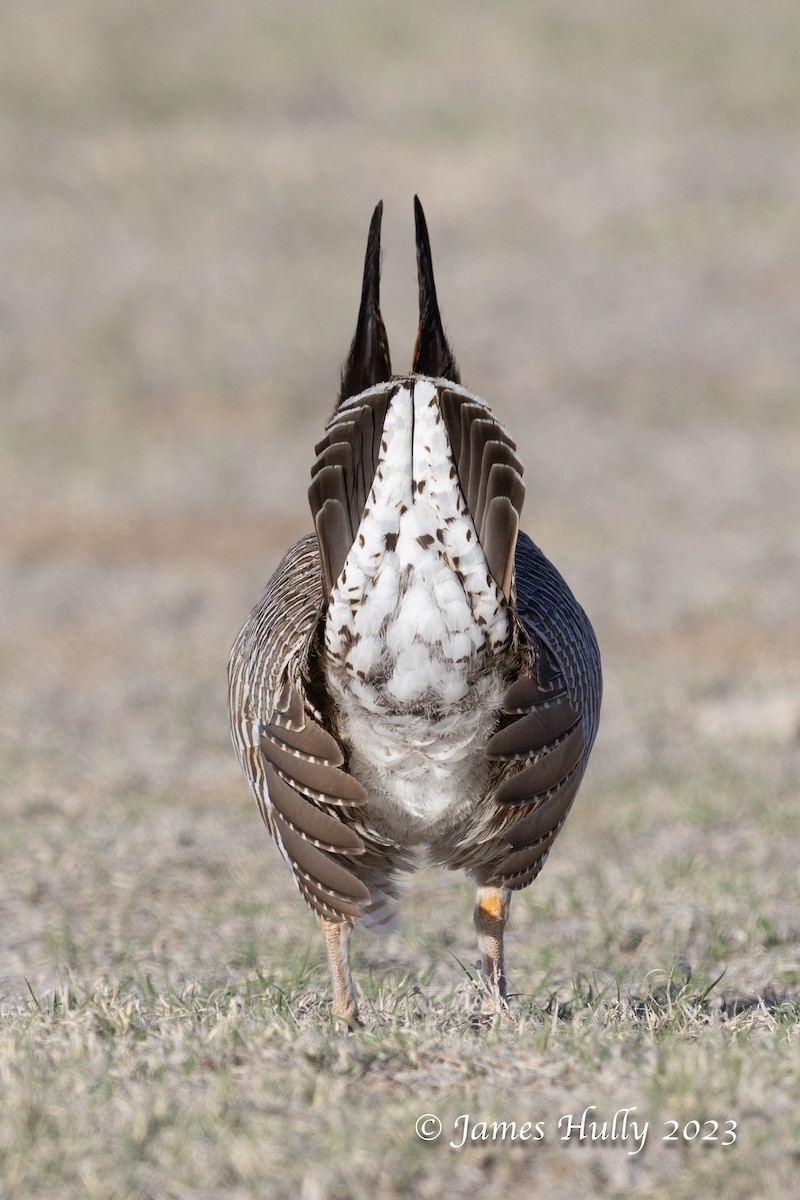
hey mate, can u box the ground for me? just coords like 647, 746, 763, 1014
1, 1, 799, 1196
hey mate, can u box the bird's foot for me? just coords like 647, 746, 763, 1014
331, 1002, 363, 1030
469, 979, 510, 1028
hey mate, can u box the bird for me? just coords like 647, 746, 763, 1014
228, 198, 602, 1023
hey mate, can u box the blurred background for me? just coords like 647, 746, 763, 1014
1, 0, 799, 1001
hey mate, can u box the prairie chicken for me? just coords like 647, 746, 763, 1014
228, 199, 602, 1022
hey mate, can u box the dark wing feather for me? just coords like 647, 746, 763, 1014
486, 694, 579, 761
263, 768, 365, 854
228, 534, 372, 923
502, 770, 583, 849
511, 531, 602, 742
474, 445, 524, 534
308, 388, 394, 596
271, 817, 371, 905
439, 387, 526, 602
484, 530, 602, 889
296, 874, 368, 923
312, 498, 352, 599
439, 388, 464, 463
261, 708, 344, 764
481, 497, 520, 602
465, 419, 500, 512
456, 404, 488, 490
262, 721, 368, 807
490, 724, 586, 800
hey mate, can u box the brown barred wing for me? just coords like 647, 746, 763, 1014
228, 534, 371, 923
484, 531, 602, 890
439, 388, 525, 601
308, 389, 391, 596
260, 681, 370, 921
484, 650, 586, 889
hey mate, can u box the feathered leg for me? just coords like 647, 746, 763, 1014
320, 917, 360, 1024
473, 886, 511, 1015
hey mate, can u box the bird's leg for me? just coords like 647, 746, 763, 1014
319, 917, 360, 1024
473, 885, 511, 1016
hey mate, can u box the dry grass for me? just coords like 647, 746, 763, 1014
2, 1, 799, 1196
2, 973, 799, 1199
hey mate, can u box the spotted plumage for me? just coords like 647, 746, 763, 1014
228, 198, 602, 1021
